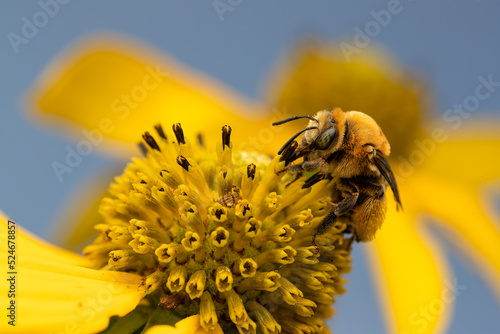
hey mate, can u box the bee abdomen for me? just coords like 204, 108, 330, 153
353, 196, 387, 242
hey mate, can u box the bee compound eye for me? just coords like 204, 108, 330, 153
314, 127, 336, 150
364, 144, 375, 153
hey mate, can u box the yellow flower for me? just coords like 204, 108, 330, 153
1, 123, 352, 333
87, 123, 351, 333
27, 35, 500, 333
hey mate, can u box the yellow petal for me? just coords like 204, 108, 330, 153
51, 171, 117, 251
408, 170, 500, 298
0, 212, 145, 333
28, 34, 294, 156
0, 211, 89, 267
264, 40, 426, 157
409, 121, 500, 185
143, 315, 223, 334
369, 196, 451, 334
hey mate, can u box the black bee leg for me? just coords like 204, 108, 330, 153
312, 210, 337, 245
276, 163, 302, 175
328, 192, 359, 215
279, 158, 327, 175
313, 190, 359, 245
285, 173, 303, 188
344, 234, 355, 250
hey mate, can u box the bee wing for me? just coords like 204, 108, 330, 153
373, 153, 403, 210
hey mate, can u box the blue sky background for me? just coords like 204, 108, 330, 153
1, 1, 499, 333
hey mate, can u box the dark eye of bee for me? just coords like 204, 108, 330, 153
314, 127, 337, 150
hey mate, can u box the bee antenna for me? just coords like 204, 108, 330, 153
272, 115, 319, 126
277, 126, 318, 155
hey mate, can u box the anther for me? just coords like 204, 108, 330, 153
155, 124, 167, 140
142, 132, 161, 151
176, 156, 191, 171
197, 133, 204, 148
137, 142, 148, 156
247, 164, 256, 180
222, 125, 232, 149
172, 123, 185, 144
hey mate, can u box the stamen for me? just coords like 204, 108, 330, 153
246, 301, 282, 333
142, 132, 161, 151
215, 266, 233, 292
233, 218, 262, 252
197, 133, 204, 148
200, 291, 218, 331
140, 270, 166, 294
154, 123, 167, 140
155, 243, 188, 264
181, 232, 202, 251
167, 265, 188, 293
185, 270, 207, 299
211, 227, 229, 260
247, 164, 256, 180
294, 246, 320, 264
237, 271, 281, 292
172, 123, 185, 144
255, 246, 296, 266
137, 142, 148, 156
176, 155, 191, 171
222, 125, 232, 149
217, 166, 233, 196
224, 289, 249, 325
235, 258, 257, 278
209, 203, 228, 224
285, 297, 317, 317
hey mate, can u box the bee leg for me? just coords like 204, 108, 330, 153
279, 158, 327, 175
328, 192, 359, 215
313, 186, 359, 245
344, 234, 355, 250
285, 173, 303, 188
312, 210, 337, 245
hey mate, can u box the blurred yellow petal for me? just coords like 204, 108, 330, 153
264, 40, 427, 157
415, 122, 500, 184
0, 211, 89, 267
408, 170, 500, 298
144, 315, 223, 334
370, 196, 451, 334
51, 171, 116, 251
28, 35, 295, 156
0, 212, 145, 333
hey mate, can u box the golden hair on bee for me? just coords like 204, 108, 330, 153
273, 108, 402, 243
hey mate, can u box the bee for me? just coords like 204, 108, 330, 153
272, 108, 402, 243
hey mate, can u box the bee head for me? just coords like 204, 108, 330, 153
303, 109, 347, 153
272, 108, 348, 157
